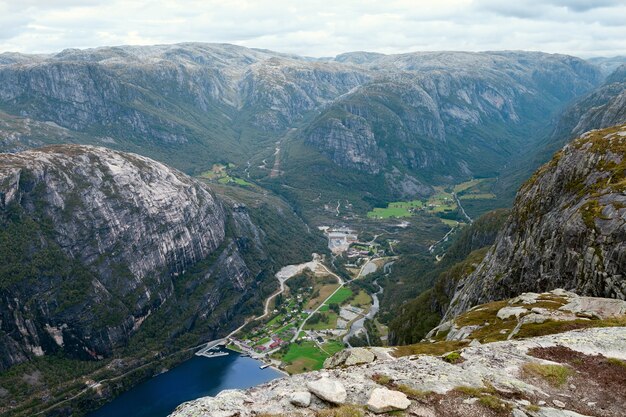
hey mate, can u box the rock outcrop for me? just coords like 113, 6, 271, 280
443, 124, 626, 320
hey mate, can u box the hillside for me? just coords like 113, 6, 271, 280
0, 145, 322, 416
443, 123, 626, 320
496, 63, 626, 200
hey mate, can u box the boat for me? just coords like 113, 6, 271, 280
259, 364, 270, 369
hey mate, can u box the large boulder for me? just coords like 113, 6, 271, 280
367, 387, 411, 413
306, 377, 347, 404
323, 347, 376, 368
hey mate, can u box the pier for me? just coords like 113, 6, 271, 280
195, 338, 228, 358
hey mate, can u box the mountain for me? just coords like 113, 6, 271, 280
271, 51, 603, 214
551, 64, 626, 143
587, 56, 626, 76
0, 43, 368, 174
0, 145, 321, 414
493, 63, 626, 202
0, 44, 603, 218
442, 123, 626, 320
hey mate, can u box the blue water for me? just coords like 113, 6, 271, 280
87, 351, 282, 417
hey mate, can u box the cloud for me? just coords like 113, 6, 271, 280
0, 0, 624, 58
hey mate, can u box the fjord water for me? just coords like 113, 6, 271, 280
87, 351, 281, 417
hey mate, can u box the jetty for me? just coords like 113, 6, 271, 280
195, 338, 228, 358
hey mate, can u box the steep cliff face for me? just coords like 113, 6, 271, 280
301, 52, 602, 182
0, 145, 313, 372
443, 124, 626, 320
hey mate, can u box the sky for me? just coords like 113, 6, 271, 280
0, 0, 625, 58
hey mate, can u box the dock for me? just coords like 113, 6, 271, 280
195, 338, 228, 358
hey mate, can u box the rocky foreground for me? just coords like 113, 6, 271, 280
170, 290, 626, 417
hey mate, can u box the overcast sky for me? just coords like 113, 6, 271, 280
1, 0, 625, 58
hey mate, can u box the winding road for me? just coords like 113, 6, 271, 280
453, 192, 473, 224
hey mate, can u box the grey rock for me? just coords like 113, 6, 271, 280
366, 387, 411, 413
306, 377, 347, 404
534, 407, 593, 417
169, 327, 626, 417
289, 391, 311, 407
324, 348, 376, 368
497, 307, 529, 320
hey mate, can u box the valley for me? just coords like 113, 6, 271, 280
0, 39, 625, 417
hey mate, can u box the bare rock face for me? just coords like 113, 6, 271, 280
0, 145, 260, 371
553, 64, 626, 142
444, 124, 626, 320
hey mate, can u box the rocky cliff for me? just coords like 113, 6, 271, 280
0, 44, 603, 206
443, 124, 626, 320
0, 144, 317, 374
169, 290, 626, 417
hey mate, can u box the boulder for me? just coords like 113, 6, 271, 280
559, 297, 626, 319
289, 391, 311, 407
446, 325, 481, 341
497, 306, 528, 320
367, 387, 411, 413
510, 293, 541, 305
535, 407, 594, 417
306, 377, 347, 404
324, 348, 375, 368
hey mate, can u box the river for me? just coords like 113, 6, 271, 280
87, 350, 282, 417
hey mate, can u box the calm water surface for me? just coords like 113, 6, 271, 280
87, 351, 281, 417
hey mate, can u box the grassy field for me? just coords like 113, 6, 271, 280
366, 200, 424, 219
280, 340, 345, 373
320, 340, 345, 357
426, 189, 456, 213
453, 179, 485, 193
303, 311, 338, 330
324, 287, 354, 306
440, 219, 461, 227
351, 290, 372, 308
307, 283, 340, 309
198, 163, 252, 186
459, 193, 496, 200
454, 178, 497, 201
